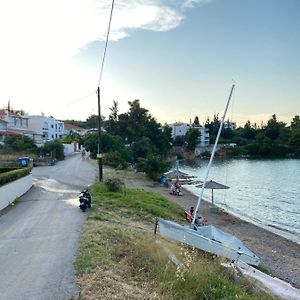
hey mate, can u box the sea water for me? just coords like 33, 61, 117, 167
180, 158, 300, 244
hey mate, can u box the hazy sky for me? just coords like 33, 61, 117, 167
0, 0, 299, 126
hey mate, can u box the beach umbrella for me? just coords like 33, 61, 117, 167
164, 160, 195, 179
196, 180, 230, 206
164, 169, 192, 179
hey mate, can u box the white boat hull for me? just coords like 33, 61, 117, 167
157, 219, 260, 266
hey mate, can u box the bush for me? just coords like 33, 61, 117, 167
0, 167, 18, 174
104, 178, 124, 192
40, 140, 65, 160
136, 155, 170, 180
103, 151, 127, 169
0, 167, 32, 187
4, 136, 37, 153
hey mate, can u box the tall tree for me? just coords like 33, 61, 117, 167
291, 115, 300, 129
185, 128, 199, 151
265, 114, 286, 140
108, 100, 119, 135
85, 114, 104, 129
193, 116, 200, 125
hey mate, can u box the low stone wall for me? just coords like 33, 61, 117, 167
0, 173, 32, 211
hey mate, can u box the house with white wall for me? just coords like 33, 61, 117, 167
169, 122, 210, 147
27, 115, 64, 144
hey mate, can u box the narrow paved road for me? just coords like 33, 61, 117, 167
0, 154, 97, 300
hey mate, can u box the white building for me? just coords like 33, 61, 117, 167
27, 115, 64, 144
169, 122, 210, 147
224, 121, 237, 130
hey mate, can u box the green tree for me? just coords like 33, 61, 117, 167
83, 133, 98, 159
132, 136, 155, 161
85, 114, 105, 129
185, 128, 199, 151
173, 135, 185, 146
103, 151, 127, 169
136, 155, 169, 180
291, 115, 300, 129
289, 128, 300, 147
264, 114, 286, 140
4, 136, 37, 153
241, 121, 257, 140
83, 132, 132, 162
107, 100, 119, 135
41, 140, 64, 160
245, 133, 272, 157
205, 114, 220, 143
193, 116, 200, 125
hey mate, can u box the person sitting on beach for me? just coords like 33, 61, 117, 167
170, 183, 176, 195
174, 179, 183, 196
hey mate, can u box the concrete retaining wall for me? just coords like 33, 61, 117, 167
63, 143, 79, 156
0, 174, 33, 211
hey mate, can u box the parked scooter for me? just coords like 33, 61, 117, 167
79, 188, 92, 212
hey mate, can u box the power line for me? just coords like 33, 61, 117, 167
65, 90, 96, 106
98, 0, 115, 87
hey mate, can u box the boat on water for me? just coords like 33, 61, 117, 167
156, 84, 261, 266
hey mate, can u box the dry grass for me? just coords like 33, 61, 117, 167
78, 267, 160, 300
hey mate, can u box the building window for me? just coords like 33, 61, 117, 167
51, 124, 54, 128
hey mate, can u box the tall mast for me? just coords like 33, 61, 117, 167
192, 84, 235, 226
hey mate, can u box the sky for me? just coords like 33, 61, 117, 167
0, 0, 299, 126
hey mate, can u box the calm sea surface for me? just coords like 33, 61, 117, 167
180, 159, 300, 244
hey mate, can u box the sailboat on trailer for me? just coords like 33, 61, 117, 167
155, 84, 260, 266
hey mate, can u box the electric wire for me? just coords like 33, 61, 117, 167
97, 0, 115, 87
65, 90, 96, 106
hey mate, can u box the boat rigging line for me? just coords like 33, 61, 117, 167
192, 84, 236, 226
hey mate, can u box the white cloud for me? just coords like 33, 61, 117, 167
0, 0, 209, 61
183, 0, 212, 9
0, 0, 211, 117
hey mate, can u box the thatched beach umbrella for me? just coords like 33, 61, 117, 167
164, 169, 192, 179
196, 180, 230, 206
164, 160, 199, 185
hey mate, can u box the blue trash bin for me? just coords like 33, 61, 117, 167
19, 157, 29, 167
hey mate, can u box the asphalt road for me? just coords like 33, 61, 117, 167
0, 154, 97, 300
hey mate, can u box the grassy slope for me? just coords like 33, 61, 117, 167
75, 174, 273, 300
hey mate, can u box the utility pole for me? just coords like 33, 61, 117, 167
97, 86, 103, 181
